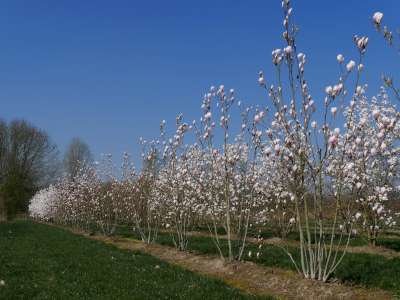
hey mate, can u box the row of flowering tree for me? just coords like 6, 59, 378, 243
29, 1, 400, 282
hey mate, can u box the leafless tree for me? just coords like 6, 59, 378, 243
0, 120, 8, 221
0, 119, 59, 218
63, 137, 93, 180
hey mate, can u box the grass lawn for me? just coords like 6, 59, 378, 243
0, 221, 271, 299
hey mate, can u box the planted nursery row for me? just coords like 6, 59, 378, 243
29, 0, 400, 284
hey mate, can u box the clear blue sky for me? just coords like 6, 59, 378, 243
1, 0, 399, 164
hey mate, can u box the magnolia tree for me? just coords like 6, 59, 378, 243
132, 138, 164, 243
250, 1, 400, 281
252, 0, 397, 281
153, 116, 193, 250
254, 147, 297, 239
372, 11, 400, 101
329, 90, 400, 245
29, 185, 60, 221
28, 146, 164, 242
28, 154, 142, 237
54, 168, 100, 231
187, 86, 266, 261
371, 10, 400, 231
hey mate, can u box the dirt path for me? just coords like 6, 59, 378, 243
85, 234, 394, 300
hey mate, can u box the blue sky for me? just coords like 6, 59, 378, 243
1, 0, 399, 165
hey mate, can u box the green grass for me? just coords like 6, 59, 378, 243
116, 229, 400, 296
377, 237, 400, 251
172, 225, 400, 249
0, 221, 272, 299
334, 253, 400, 293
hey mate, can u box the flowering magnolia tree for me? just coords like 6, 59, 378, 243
372, 11, 400, 101
28, 0, 400, 283
253, 0, 399, 281
29, 185, 60, 222
154, 116, 196, 250
329, 90, 400, 245
188, 85, 269, 261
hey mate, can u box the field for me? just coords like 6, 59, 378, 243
3, 220, 400, 299
0, 221, 270, 299
2, 0, 400, 299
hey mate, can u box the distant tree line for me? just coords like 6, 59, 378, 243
0, 117, 92, 221
0, 119, 59, 220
